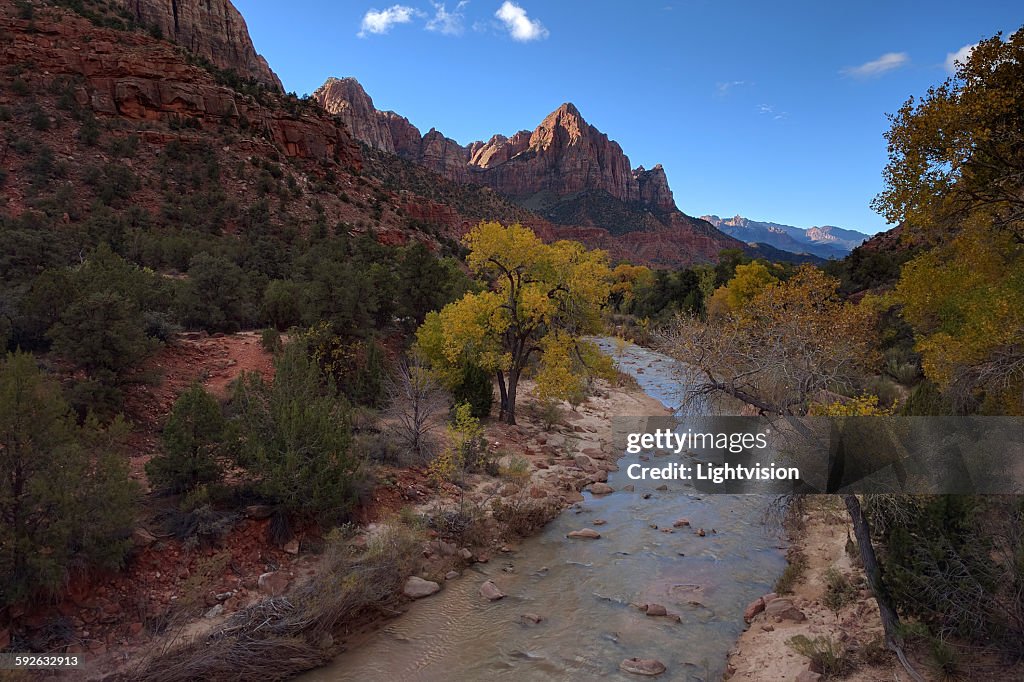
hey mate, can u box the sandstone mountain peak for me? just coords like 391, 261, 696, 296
314, 79, 682, 214
114, 0, 282, 90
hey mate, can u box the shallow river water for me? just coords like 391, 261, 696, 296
303, 340, 786, 681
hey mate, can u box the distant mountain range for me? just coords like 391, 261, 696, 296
701, 215, 870, 259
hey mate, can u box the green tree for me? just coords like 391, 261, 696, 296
179, 253, 253, 332
0, 352, 137, 605
230, 342, 362, 522
262, 279, 303, 331
49, 290, 155, 376
146, 383, 226, 493
416, 222, 611, 424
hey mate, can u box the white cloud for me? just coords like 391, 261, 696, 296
716, 80, 749, 96
756, 104, 787, 120
358, 5, 421, 37
426, 1, 468, 36
841, 52, 909, 78
495, 1, 548, 42
944, 43, 977, 74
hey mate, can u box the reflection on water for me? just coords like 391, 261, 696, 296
302, 340, 785, 681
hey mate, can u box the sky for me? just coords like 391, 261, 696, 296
234, 1, 1022, 234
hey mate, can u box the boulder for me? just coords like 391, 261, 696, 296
672, 518, 691, 528
257, 571, 290, 597
743, 597, 765, 623
567, 528, 601, 539
765, 597, 807, 622
480, 580, 505, 601
589, 483, 614, 495
132, 527, 157, 548
620, 657, 667, 676
644, 603, 667, 617
283, 538, 299, 555
403, 576, 441, 599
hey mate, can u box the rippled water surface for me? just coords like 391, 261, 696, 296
303, 340, 785, 681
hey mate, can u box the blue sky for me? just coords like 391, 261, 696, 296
235, 1, 1021, 234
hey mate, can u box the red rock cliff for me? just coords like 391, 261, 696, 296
115, 0, 282, 90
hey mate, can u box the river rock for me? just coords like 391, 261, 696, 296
574, 454, 596, 471
567, 528, 601, 539
620, 657, 666, 676
623, 484, 635, 492
672, 518, 691, 528
765, 597, 806, 622
593, 519, 607, 526
644, 603, 668, 617
445, 571, 460, 580
589, 483, 614, 495
743, 597, 765, 623
403, 576, 441, 599
520, 613, 543, 624
480, 580, 505, 601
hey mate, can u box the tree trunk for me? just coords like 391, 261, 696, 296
842, 494, 901, 643
496, 370, 508, 420
505, 367, 520, 425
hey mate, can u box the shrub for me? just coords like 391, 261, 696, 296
230, 342, 363, 523
260, 327, 282, 354
787, 635, 852, 678
822, 568, 858, 615
774, 552, 808, 594
146, 384, 226, 493
452, 362, 493, 419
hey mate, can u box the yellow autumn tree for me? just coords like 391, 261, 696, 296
416, 222, 612, 424
706, 261, 780, 320
872, 27, 1024, 413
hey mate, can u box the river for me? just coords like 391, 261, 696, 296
302, 340, 786, 681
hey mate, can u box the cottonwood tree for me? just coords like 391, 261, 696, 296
872, 28, 1024, 413
416, 222, 611, 425
663, 267, 923, 679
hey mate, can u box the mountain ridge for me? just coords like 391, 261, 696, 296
701, 214, 870, 258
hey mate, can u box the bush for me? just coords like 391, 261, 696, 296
260, 327, 282, 354
230, 342, 363, 523
491, 497, 560, 539
774, 552, 808, 594
822, 568, 858, 615
0, 353, 138, 606
146, 384, 226, 493
787, 635, 852, 678
452, 363, 493, 419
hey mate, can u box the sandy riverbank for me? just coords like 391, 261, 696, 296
727, 496, 907, 682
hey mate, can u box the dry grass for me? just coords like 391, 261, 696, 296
127, 524, 421, 682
